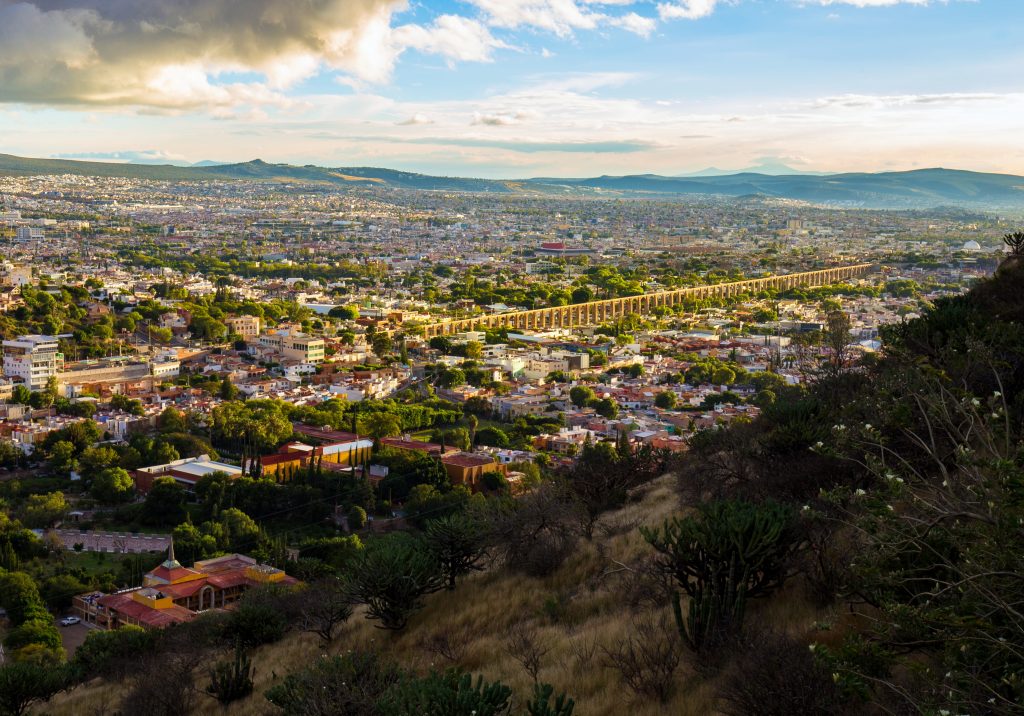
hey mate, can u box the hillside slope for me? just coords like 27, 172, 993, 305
41, 475, 831, 716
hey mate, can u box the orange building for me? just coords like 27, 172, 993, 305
73, 546, 297, 629
440, 452, 505, 491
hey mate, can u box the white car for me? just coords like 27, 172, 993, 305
60, 616, 81, 626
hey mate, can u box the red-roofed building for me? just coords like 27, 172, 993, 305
73, 545, 297, 630
440, 451, 505, 490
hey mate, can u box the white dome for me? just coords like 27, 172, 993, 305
962, 240, 981, 251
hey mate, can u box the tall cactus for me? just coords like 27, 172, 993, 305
206, 644, 255, 705
642, 500, 796, 651
526, 682, 575, 716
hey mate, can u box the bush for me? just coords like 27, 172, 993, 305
716, 629, 842, 716
347, 505, 367, 531
265, 651, 402, 716
72, 625, 154, 680
377, 669, 513, 716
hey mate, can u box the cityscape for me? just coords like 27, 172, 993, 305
0, 1, 1021, 716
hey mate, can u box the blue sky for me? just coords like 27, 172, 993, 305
0, 0, 1021, 177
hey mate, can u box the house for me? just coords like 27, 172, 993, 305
440, 452, 505, 490
132, 455, 243, 493
73, 548, 297, 629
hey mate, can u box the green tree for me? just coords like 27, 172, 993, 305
593, 398, 619, 420
90, 467, 135, 504
79, 445, 119, 479
0, 661, 68, 716
220, 375, 239, 401
654, 391, 677, 410
21, 492, 67, 528
141, 477, 186, 526
569, 385, 596, 408
423, 514, 488, 590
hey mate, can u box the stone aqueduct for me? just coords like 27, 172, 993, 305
414, 263, 875, 339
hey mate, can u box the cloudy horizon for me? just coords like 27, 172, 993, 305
0, 0, 1021, 178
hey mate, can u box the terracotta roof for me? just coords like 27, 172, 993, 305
442, 452, 497, 468
98, 592, 193, 628
149, 564, 203, 583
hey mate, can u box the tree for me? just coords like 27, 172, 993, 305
593, 398, 619, 420
22, 492, 67, 528
463, 341, 483, 361
345, 536, 444, 630
0, 662, 67, 716
475, 426, 509, 448
297, 578, 354, 646
569, 385, 596, 409
371, 332, 392, 360
156, 407, 186, 433
711, 367, 736, 386
91, 467, 135, 504
654, 391, 677, 410
363, 412, 403, 441
328, 305, 359, 320
220, 375, 239, 401
79, 445, 119, 479
436, 367, 465, 389
142, 477, 186, 526
347, 505, 367, 531
11, 385, 31, 406
822, 309, 852, 376
423, 514, 488, 590
47, 441, 78, 477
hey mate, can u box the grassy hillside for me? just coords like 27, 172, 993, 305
41, 475, 835, 716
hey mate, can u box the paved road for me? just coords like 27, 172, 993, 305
57, 618, 95, 657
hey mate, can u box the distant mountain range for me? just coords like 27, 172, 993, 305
1, 153, 1023, 209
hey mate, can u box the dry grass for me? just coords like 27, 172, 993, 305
42, 475, 840, 716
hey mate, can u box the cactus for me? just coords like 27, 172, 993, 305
642, 500, 796, 651
526, 682, 575, 716
206, 645, 254, 705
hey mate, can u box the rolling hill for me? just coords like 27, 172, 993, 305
1, 153, 1023, 209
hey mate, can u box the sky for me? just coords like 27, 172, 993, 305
0, 0, 1021, 178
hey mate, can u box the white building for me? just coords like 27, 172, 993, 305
2, 335, 63, 391
15, 226, 44, 242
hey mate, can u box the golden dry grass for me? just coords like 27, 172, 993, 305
43, 475, 840, 716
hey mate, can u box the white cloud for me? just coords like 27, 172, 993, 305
467, 0, 657, 38
809, 0, 931, 6
812, 92, 1004, 109
657, 0, 720, 20
393, 14, 510, 65
611, 12, 658, 37
397, 112, 434, 125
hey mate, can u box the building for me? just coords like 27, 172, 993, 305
250, 435, 373, 481
225, 315, 262, 341
57, 357, 153, 397
258, 329, 325, 364
2, 335, 63, 391
132, 455, 243, 493
73, 548, 297, 629
15, 226, 44, 242
440, 452, 505, 490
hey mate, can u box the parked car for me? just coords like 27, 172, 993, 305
60, 616, 81, 626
